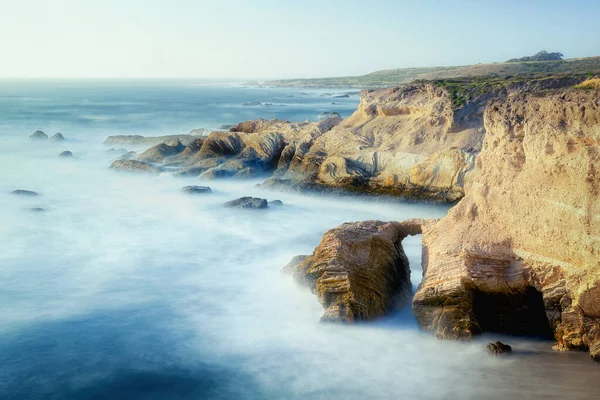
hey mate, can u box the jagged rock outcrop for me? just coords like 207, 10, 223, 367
288, 219, 431, 323
111, 77, 580, 202
136, 139, 185, 164
413, 90, 600, 361
109, 160, 164, 174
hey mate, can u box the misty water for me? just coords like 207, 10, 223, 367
0, 81, 598, 399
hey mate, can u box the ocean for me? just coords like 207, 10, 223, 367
0, 80, 598, 400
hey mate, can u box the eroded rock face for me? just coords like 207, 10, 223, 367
289, 219, 431, 323
413, 91, 600, 361
109, 160, 164, 174
136, 139, 185, 164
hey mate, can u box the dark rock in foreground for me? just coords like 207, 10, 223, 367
109, 160, 163, 174
30, 131, 48, 140
51, 132, 65, 141
486, 342, 512, 356
59, 151, 73, 157
223, 197, 268, 209
11, 189, 39, 196
181, 185, 212, 194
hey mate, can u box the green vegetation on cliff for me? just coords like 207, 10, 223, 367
268, 56, 600, 88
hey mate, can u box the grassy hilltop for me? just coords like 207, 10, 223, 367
267, 53, 600, 88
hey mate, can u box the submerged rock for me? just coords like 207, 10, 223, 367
51, 132, 65, 141
289, 219, 429, 323
109, 160, 163, 174
268, 200, 283, 206
29, 130, 48, 140
486, 342, 512, 356
59, 151, 73, 157
11, 189, 39, 196
242, 102, 262, 107
181, 185, 212, 194
30, 207, 45, 212
223, 197, 268, 209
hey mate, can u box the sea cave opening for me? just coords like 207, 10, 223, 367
472, 286, 553, 339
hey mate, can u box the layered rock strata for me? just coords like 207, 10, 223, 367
288, 219, 431, 322
413, 90, 600, 361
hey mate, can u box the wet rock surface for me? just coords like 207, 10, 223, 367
11, 189, 39, 196
223, 197, 268, 209
486, 342, 512, 356
181, 185, 212, 194
51, 132, 65, 141
59, 151, 73, 157
29, 131, 48, 140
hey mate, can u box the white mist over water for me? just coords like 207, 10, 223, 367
0, 84, 599, 399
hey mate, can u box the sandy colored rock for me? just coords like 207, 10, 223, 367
136, 139, 185, 163
109, 159, 164, 174
291, 219, 432, 323
412, 90, 600, 361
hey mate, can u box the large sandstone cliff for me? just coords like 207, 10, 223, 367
413, 90, 600, 361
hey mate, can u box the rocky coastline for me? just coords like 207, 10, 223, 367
104, 77, 600, 361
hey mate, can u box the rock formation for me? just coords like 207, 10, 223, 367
412, 90, 600, 361
59, 151, 73, 157
288, 219, 430, 323
51, 132, 65, 141
11, 189, 39, 196
109, 160, 164, 174
108, 77, 581, 203
29, 130, 48, 140
223, 197, 268, 209
486, 342, 512, 356
104, 134, 196, 146
181, 185, 212, 194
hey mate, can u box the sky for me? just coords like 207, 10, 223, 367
0, 0, 598, 79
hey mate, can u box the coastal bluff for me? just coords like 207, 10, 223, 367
108, 76, 582, 203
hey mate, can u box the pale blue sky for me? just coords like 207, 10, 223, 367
0, 0, 598, 79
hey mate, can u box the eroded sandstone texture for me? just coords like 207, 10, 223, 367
289, 219, 431, 323
413, 91, 600, 361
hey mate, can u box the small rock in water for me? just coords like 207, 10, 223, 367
223, 197, 268, 209
51, 132, 65, 141
29, 130, 48, 140
59, 151, 73, 157
30, 207, 45, 212
242, 102, 262, 107
486, 341, 512, 356
181, 185, 212, 194
11, 189, 39, 196
269, 200, 283, 206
